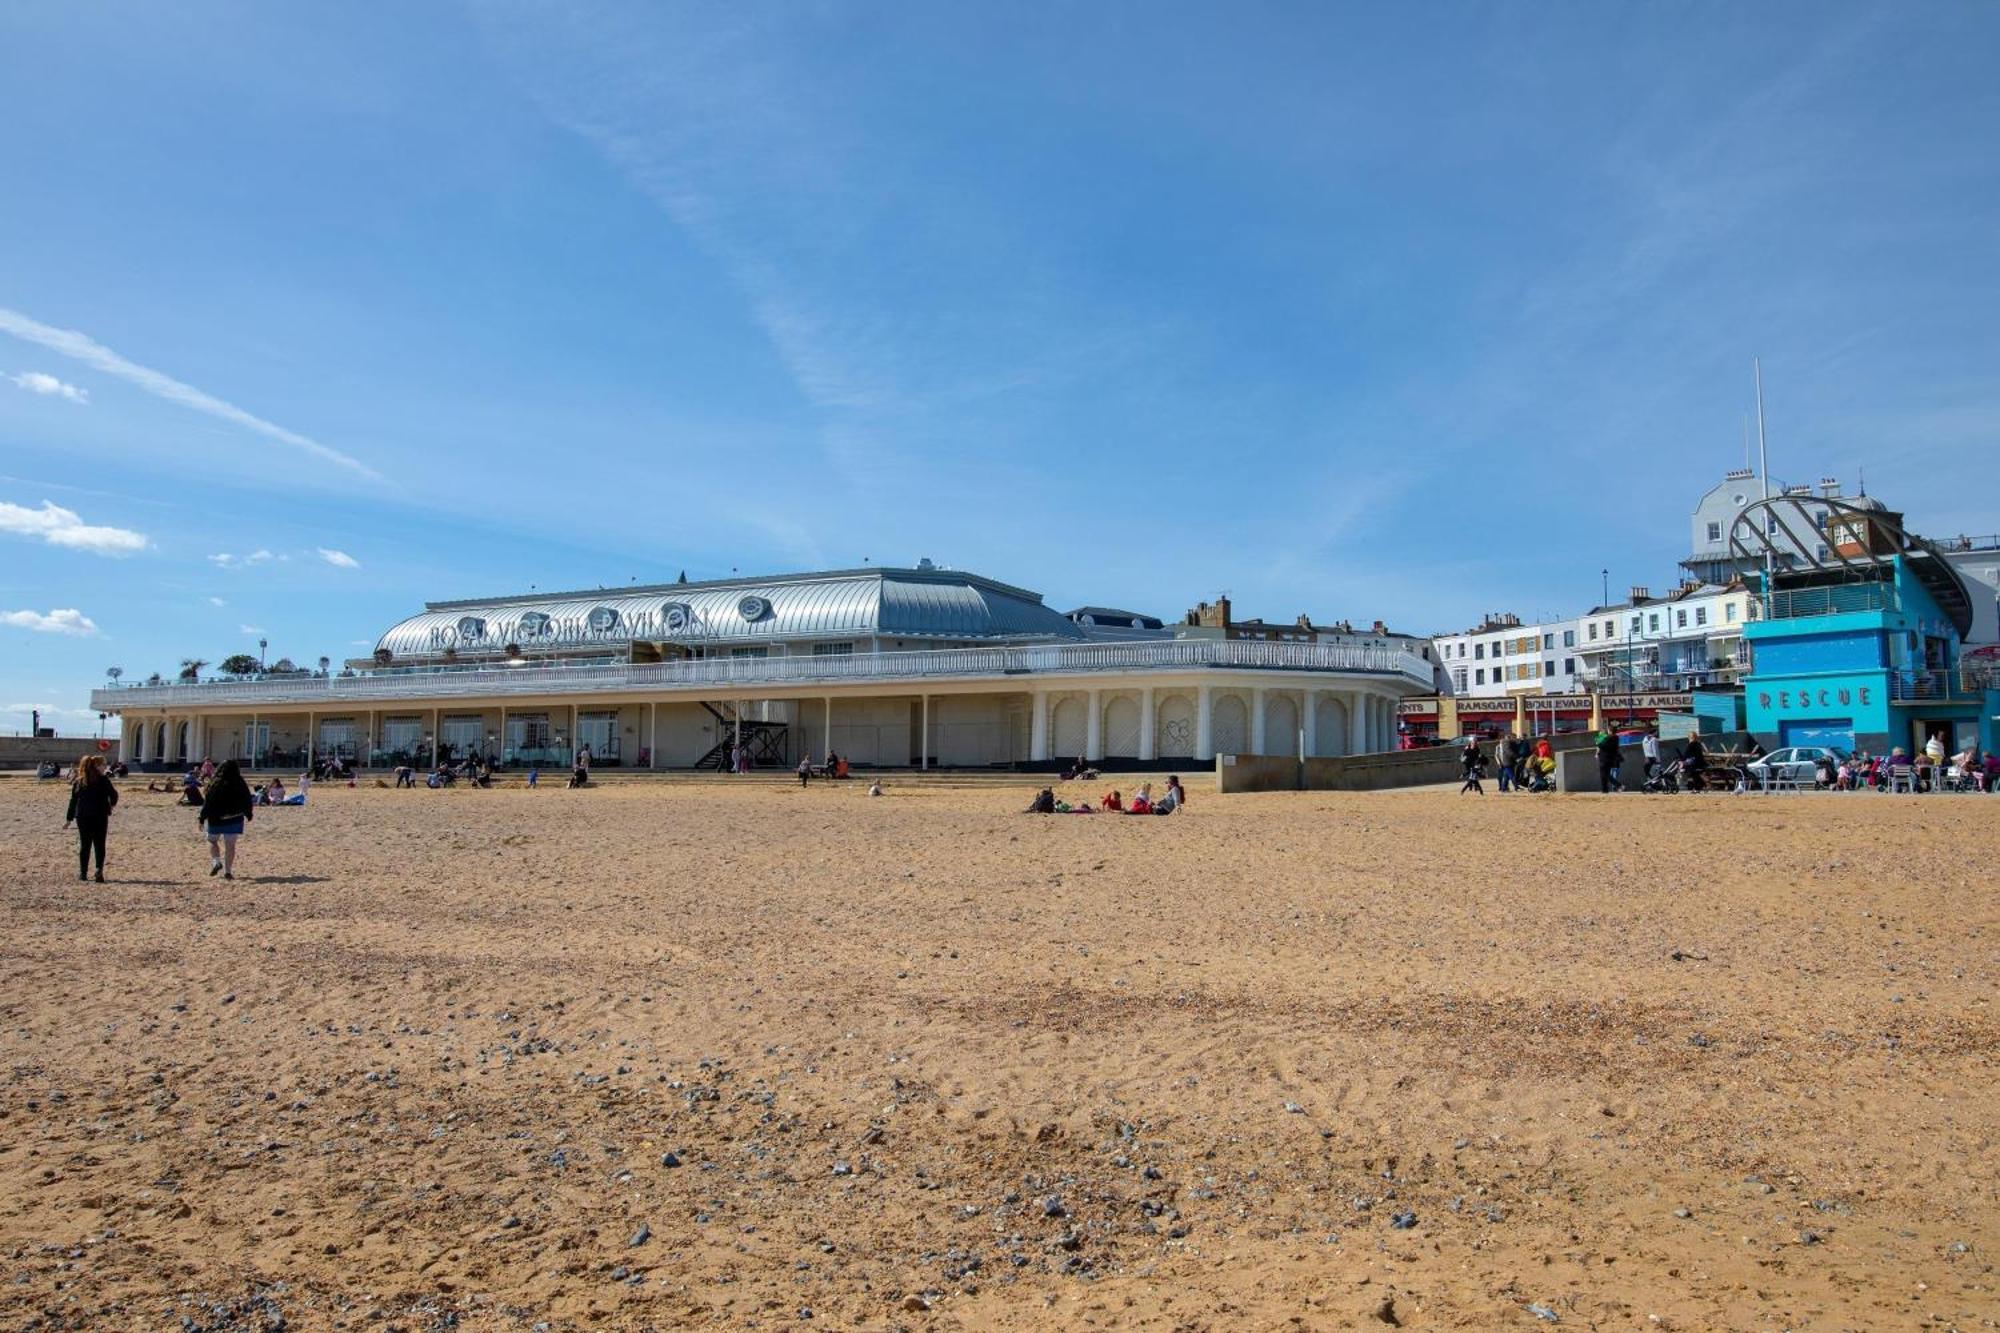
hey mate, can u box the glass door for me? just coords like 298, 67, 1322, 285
242, 722, 269, 764
577, 711, 619, 762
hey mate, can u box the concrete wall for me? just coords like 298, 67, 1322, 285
1214, 732, 1613, 794
0, 736, 117, 770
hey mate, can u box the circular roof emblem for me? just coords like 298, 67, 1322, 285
738, 595, 770, 622
587, 605, 621, 633
456, 616, 487, 641
662, 602, 691, 632
519, 611, 551, 637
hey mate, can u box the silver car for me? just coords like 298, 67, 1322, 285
1745, 746, 1845, 788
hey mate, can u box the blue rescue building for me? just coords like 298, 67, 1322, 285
1738, 494, 2000, 756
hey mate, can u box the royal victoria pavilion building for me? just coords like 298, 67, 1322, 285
97, 564, 1434, 771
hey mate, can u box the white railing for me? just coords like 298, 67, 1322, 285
92, 639, 1433, 711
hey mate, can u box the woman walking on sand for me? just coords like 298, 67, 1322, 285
199, 758, 255, 880
63, 753, 119, 882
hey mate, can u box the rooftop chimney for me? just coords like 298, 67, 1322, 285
1372, 619, 1388, 635
1725, 467, 1755, 481
1818, 477, 1840, 499
1629, 585, 1651, 602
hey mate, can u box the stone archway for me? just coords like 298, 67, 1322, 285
1265, 694, 1298, 755
1051, 696, 1087, 759
1314, 695, 1348, 757
1211, 693, 1248, 755
1103, 696, 1141, 758
1155, 694, 1196, 758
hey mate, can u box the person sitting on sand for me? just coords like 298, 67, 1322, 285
1100, 790, 1123, 812
1522, 754, 1555, 792
1128, 782, 1153, 814
867, 779, 883, 797
260, 776, 286, 806
1025, 787, 1056, 814
820, 750, 840, 779
1158, 776, 1186, 813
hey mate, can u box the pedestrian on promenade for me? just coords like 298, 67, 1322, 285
64, 753, 119, 882
1495, 734, 1518, 792
1459, 737, 1486, 795
1596, 727, 1622, 793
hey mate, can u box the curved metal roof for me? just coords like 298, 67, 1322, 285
372, 567, 1084, 659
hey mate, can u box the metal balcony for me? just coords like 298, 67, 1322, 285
1759, 584, 1898, 620
92, 637, 1437, 711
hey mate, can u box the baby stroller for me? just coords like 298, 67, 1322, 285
1642, 757, 1685, 794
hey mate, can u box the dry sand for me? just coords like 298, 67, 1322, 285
1, 775, 1995, 1331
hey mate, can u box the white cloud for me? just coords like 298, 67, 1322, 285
7, 370, 88, 403
0, 702, 104, 732
0, 498, 148, 556
208, 596, 227, 607
209, 549, 274, 569
1, 607, 99, 636
239, 624, 265, 635
317, 546, 360, 569
0, 307, 383, 482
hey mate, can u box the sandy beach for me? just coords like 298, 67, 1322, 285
1, 775, 1994, 1330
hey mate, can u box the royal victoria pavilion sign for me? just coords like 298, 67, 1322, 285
425, 597, 772, 650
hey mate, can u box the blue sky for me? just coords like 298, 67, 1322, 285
4, 2, 1998, 733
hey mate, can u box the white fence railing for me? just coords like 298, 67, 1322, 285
92, 638, 1435, 711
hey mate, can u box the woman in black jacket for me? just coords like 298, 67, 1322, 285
198, 758, 255, 880
64, 753, 119, 882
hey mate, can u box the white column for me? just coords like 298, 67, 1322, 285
570, 703, 578, 762
648, 702, 658, 770
1030, 690, 1050, 761
920, 694, 929, 770
1085, 689, 1103, 761
1301, 690, 1316, 758
823, 695, 832, 758
1196, 685, 1213, 761
1349, 692, 1367, 755
1138, 686, 1156, 762
497, 706, 507, 765
1250, 687, 1267, 755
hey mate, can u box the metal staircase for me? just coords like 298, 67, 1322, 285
693, 702, 789, 770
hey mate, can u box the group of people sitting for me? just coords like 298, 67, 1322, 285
254, 773, 309, 806
1026, 776, 1186, 815
1821, 742, 1997, 792
796, 751, 851, 785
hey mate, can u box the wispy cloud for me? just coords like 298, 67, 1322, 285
317, 546, 360, 569
0, 498, 148, 555
239, 623, 265, 636
209, 549, 275, 568
0, 307, 384, 482
2, 607, 100, 636
7, 370, 88, 403
207, 596, 227, 607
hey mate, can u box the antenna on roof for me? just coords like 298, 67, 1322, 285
1857, 466, 1866, 497
676, 570, 687, 584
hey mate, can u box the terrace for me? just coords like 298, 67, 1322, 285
93, 636, 1437, 712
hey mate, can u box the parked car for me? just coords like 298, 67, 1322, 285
1744, 745, 1846, 788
